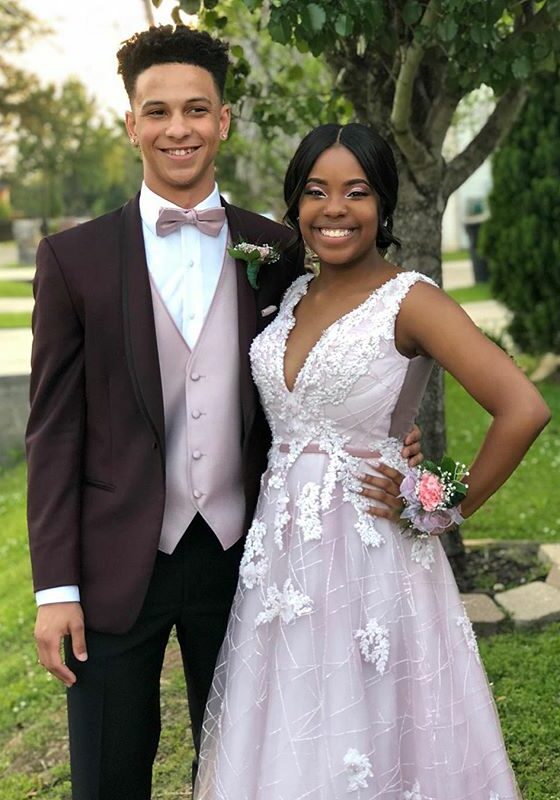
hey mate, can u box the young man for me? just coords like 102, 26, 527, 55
27, 25, 421, 800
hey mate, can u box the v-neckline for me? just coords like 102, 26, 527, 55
282, 272, 405, 394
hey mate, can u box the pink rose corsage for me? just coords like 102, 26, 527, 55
399, 456, 468, 537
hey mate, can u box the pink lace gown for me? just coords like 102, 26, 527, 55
194, 272, 520, 800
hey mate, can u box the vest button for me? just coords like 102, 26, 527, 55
193, 489, 202, 499
192, 450, 202, 460
191, 410, 201, 419
191, 372, 201, 381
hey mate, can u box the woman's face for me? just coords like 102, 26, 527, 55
297, 144, 381, 269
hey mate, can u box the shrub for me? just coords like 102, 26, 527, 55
479, 75, 560, 354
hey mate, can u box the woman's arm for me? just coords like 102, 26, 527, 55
396, 282, 551, 519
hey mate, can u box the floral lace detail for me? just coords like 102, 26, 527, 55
403, 779, 423, 800
456, 606, 480, 663
354, 619, 390, 675
255, 579, 314, 626
251, 272, 436, 425
273, 492, 290, 550
344, 748, 373, 792
410, 537, 436, 570
240, 521, 268, 589
376, 436, 408, 474
296, 482, 322, 541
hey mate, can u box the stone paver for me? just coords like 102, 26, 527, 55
460, 593, 506, 635
538, 543, 560, 567
0, 298, 34, 312
494, 581, 560, 628
442, 259, 474, 290
0, 329, 32, 377
461, 299, 511, 335
0, 267, 35, 281
546, 565, 560, 590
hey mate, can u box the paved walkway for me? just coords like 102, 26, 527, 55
0, 258, 510, 377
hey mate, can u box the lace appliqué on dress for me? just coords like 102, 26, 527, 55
296, 482, 322, 541
456, 606, 481, 663
255, 579, 314, 626
239, 520, 269, 589
403, 780, 424, 800
344, 748, 374, 793
354, 619, 390, 675
409, 537, 436, 571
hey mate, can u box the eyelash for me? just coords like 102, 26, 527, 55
303, 189, 370, 198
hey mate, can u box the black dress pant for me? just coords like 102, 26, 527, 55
65, 515, 243, 800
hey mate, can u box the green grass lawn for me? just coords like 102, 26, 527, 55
0, 313, 32, 329
447, 282, 493, 304
0, 374, 558, 798
0, 280, 33, 298
442, 248, 470, 262
447, 373, 560, 541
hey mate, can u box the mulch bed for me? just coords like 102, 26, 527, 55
448, 542, 549, 595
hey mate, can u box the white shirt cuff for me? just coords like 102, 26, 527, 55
35, 585, 80, 606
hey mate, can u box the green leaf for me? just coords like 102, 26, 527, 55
301, 3, 327, 33
269, 13, 292, 44
512, 55, 530, 80
179, 0, 201, 14
172, 6, 184, 24
335, 13, 353, 37
203, 0, 219, 8
440, 456, 457, 475
438, 17, 458, 42
231, 44, 244, 59
151, 0, 163, 8
247, 263, 260, 289
402, 0, 423, 25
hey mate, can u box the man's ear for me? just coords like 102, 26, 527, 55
219, 103, 231, 140
125, 110, 137, 143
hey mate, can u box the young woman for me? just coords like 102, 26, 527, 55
194, 123, 550, 800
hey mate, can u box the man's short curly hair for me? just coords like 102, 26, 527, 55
117, 25, 230, 100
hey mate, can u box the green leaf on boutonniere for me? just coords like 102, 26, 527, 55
227, 241, 281, 290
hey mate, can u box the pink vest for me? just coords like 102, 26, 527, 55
149, 248, 244, 553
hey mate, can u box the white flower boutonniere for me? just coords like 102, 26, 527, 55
228, 241, 280, 289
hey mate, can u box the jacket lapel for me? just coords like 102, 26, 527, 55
223, 200, 258, 443
120, 195, 166, 467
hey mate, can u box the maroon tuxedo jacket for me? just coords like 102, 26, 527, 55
26, 195, 304, 633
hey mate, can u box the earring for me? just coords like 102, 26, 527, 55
130, 137, 138, 146
221, 133, 228, 140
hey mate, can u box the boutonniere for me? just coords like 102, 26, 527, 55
228, 241, 280, 289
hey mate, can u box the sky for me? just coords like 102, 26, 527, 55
16, 0, 197, 116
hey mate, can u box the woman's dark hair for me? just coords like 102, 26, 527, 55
283, 123, 401, 252
117, 25, 230, 101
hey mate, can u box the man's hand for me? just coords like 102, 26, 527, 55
401, 423, 423, 468
35, 602, 87, 687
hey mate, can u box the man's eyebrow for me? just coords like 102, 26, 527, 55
140, 96, 213, 109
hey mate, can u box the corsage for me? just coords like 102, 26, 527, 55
399, 456, 468, 537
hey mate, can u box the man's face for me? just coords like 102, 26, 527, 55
125, 62, 230, 207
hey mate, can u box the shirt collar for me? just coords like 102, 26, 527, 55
139, 182, 222, 235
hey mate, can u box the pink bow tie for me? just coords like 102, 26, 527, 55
156, 206, 226, 238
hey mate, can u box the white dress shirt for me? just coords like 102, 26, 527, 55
36, 182, 229, 606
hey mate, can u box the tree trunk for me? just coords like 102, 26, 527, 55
393, 173, 465, 557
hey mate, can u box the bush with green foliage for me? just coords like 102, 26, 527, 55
480, 74, 560, 355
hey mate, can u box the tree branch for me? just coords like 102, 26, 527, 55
390, 0, 441, 176
442, 84, 529, 200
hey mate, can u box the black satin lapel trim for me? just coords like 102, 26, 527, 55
120, 196, 165, 469
223, 200, 258, 441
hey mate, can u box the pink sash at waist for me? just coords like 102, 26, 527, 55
278, 442, 380, 459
